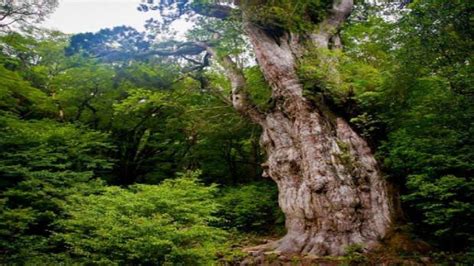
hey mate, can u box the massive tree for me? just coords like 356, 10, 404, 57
147, 0, 394, 256
71, 0, 396, 256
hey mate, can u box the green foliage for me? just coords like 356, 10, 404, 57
57, 171, 227, 265
298, 48, 354, 104
0, 64, 55, 116
187, 17, 246, 57
0, 115, 114, 181
216, 181, 283, 232
244, 66, 273, 111
0, 7, 270, 264
341, 0, 474, 251
402, 175, 473, 244
344, 243, 367, 264
244, 0, 333, 32
0, 172, 105, 263
0, 116, 112, 263
396, 0, 473, 96
298, 46, 385, 132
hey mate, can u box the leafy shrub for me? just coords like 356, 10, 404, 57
0, 171, 105, 262
216, 181, 283, 233
402, 175, 474, 248
0, 116, 112, 263
344, 243, 367, 264
56, 171, 227, 265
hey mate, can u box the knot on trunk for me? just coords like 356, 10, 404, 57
306, 175, 329, 193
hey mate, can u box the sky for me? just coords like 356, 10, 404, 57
41, 0, 159, 34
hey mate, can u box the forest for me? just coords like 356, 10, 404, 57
0, 0, 472, 264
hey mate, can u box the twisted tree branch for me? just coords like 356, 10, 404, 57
203, 43, 265, 124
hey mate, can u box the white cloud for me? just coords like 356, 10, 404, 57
41, 0, 154, 33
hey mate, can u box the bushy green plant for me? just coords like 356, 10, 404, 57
344, 243, 367, 264
379, 77, 474, 250
0, 115, 114, 177
216, 181, 283, 233
0, 172, 105, 263
402, 175, 474, 248
56, 171, 227, 265
0, 115, 113, 263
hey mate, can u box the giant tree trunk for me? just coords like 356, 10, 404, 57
237, 3, 393, 257
249, 34, 393, 256
204, 0, 395, 256
260, 110, 393, 255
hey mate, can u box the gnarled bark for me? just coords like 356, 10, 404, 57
258, 111, 392, 255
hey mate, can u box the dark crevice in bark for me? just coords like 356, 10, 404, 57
308, 91, 380, 150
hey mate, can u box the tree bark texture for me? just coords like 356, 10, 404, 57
225, 0, 394, 256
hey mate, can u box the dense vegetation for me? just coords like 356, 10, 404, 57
0, 0, 472, 264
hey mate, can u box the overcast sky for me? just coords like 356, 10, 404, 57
41, 0, 158, 33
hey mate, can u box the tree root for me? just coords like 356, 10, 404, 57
242, 239, 282, 256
